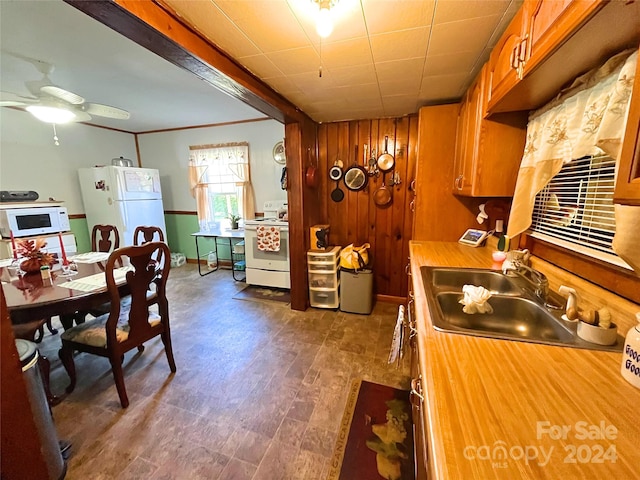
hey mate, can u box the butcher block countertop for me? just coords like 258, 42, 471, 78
409, 241, 640, 480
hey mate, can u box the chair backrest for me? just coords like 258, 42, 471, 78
91, 224, 120, 253
104, 242, 170, 347
133, 226, 165, 245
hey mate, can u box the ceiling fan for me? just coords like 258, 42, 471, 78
0, 55, 130, 125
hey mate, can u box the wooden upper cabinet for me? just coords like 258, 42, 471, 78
454, 66, 527, 197
522, 0, 603, 74
486, 7, 524, 109
487, 0, 624, 114
453, 74, 482, 195
614, 51, 640, 205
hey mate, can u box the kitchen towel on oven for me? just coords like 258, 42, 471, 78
257, 225, 281, 252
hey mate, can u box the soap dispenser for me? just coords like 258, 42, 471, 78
621, 312, 640, 389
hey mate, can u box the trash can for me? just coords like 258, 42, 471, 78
16, 339, 66, 480
340, 268, 374, 314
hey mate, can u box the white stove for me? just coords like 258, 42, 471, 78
244, 201, 290, 289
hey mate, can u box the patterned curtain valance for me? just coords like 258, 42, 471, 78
507, 49, 637, 238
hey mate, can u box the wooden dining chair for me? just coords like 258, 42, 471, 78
59, 225, 122, 331
92, 224, 120, 252
58, 241, 175, 408
133, 226, 164, 245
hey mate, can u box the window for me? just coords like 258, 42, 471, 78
188, 143, 255, 232
530, 154, 627, 267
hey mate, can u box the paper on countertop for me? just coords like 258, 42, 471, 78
459, 285, 493, 314
58, 266, 133, 292
70, 252, 110, 264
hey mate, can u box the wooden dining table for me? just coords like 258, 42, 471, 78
2, 257, 129, 404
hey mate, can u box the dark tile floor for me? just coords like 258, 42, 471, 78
39, 264, 411, 479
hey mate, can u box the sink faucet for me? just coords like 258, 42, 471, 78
503, 261, 550, 303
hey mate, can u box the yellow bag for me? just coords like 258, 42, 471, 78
340, 243, 370, 270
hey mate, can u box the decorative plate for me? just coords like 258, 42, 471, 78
273, 141, 286, 165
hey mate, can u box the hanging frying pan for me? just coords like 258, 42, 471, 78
377, 136, 395, 172
331, 180, 345, 202
374, 171, 392, 207
343, 145, 368, 192
305, 147, 319, 188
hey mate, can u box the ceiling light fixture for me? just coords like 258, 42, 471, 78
25, 105, 76, 124
314, 0, 337, 38
316, 0, 333, 37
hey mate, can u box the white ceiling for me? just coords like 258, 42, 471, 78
0, 0, 521, 131
0, 0, 267, 132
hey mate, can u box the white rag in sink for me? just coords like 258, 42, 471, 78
459, 285, 493, 314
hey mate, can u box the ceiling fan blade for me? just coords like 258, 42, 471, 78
0, 91, 38, 106
71, 110, 92, 122
82, 103, 130, 120
40, 85, 84, 105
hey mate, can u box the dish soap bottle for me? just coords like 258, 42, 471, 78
621, 312, 640, 389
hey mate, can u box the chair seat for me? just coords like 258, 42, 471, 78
61, 309, 161, 348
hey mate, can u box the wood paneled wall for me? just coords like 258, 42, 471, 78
317, 116, 419, 298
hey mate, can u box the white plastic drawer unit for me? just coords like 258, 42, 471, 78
307, 261, 338, 272
309, 271, 340, 289
309, 289, 339, 308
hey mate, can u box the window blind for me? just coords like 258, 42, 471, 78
530, 155, 617, 257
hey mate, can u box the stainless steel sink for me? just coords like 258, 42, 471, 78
430, 267, 522, 295
421, 266, 623, 352
434, 293, 574, 343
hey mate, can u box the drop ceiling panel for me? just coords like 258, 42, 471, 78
370, 28, 431, 63
428, 15, 503, 57
419, 72, 470, 100
433, 0, 513, 24
321, 37, 374, 69
363, 0, 436, 34
423, 51, 480, 76
162, 0, 261, 59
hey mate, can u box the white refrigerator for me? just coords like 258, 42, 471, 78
78, 166, 166, 247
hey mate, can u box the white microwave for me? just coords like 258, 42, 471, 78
0, 206, 70, 238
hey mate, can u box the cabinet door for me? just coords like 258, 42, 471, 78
614, 52, 640, 205
486, 7, 524, 110
522, 0, 602, 73
452, 92, 473, 194
410, 338, 428, 480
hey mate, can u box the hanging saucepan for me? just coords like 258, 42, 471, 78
374, 171, 392, 207
377, 136, 395, 172
343, 145, 368, 192
305, 147, 319, 188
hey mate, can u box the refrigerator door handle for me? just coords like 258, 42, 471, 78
119, 201, 129, 232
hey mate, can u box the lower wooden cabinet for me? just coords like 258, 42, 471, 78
410, 333, 428, 480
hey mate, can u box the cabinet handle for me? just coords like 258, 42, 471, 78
510, 44, 519, 69
519, 35, 528, 62
410, 179, 416, 193
456, 175, 464, 190
409, 199, 415, 212
405, 263, 412, 276
410, 378, 424, 405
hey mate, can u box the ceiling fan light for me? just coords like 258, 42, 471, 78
316, 6, 333, 38
26, 105, 76, 124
